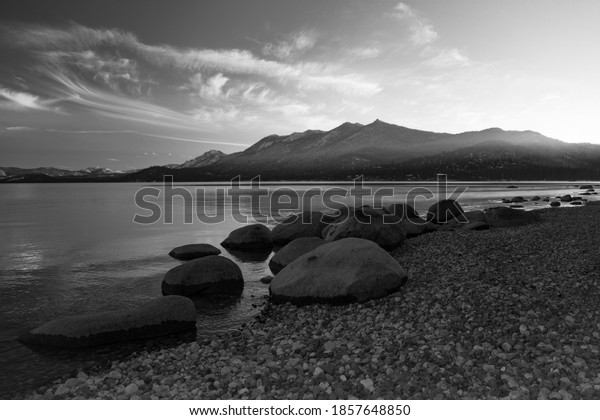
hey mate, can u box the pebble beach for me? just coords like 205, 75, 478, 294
24, 203, 600, 400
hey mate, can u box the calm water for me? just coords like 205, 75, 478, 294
0, 181, 594, 397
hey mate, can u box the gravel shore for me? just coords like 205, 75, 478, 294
26, 204, 600, 400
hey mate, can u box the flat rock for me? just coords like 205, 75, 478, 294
269, 237, 326, 274
270, 238, 408, 305
168, 244, 221, 260
18, 296, 196, 348
271, 212, 328, 245
162, 255, 243, 296
221, 224, 273, 250
323, 207, 406, 250
484, 207, 541, 228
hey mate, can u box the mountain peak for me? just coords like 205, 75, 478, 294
177, 150, 226, 169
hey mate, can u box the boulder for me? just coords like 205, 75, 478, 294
18, 296, 196, 348
168, 244, 221, 261
269, 237, 326, 274
542, 197, 550, 202
484, 207, 541, 228
221, 224, 273, 250
162, 255, 243, 296
511, 196, 526, 203
271, 212, 328, 245
323, 207, 406, 250
384, 202, 420, 219
531, 196, 541, 201
426, 199, 466, 224
571, 201, 583, 206
579, 185, 594, 190
270, 238, 408, 305
501, 199, 512, 203
510, 204, 524, 209
550, 201, 561, 207
560, 194, 572, 202
507, 185, 519, 189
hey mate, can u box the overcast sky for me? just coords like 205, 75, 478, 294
1, 0, 599, 169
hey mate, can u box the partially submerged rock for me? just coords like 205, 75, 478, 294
271, 212, 328, 245
221, 224, 273, 250
323, 207, 406, 250
168, 244, 221, 260
270, 238, 408, 305
162, 255, 243, 296
511, 196, 526, 203
484, 207, 541, 228
18, 296, 197, 348
550, 201, 561, 207
269, 237, 326, 274
560, 195, 572, 202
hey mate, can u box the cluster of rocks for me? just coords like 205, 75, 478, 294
20, 195, 552, 350
27, 203, 600, 400
502, 185, 597, 208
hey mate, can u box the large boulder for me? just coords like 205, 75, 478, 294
579, 185, 594, 190
463, 210, 487, 223
269, 237, 326, 274
271, 212, 328, 245
401, 218, 428, 237
270, 238, 408, 305
560, 194, 572, 202
323, 207, 406, 250
426, 199, 466, 224
511, 196, 526, 203
168, 244, 221, 261
18, 296, 196, 348
384, 202, 420, 219
484, 207, 541, 228
221, 224, 273, 250
162, 255, 243, 296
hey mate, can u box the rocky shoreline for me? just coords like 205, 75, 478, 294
23, 203, 600, 400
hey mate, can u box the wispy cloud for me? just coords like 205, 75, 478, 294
424, 48, 471, 68
5, 126, 38, 131
392, 2, 438, 46
0, 87, 53, 111
263, 30, 318, 59
2, 23, 378, 97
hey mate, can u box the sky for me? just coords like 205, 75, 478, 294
1, 0, 599, 170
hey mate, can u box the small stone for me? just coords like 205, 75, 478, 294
55, 385, 70, 397
502, 342, 512, 352
313, 367, 324, 377
360, 378, 375, 393
125, 384, 139, 396
260, 276, 273, 284
519, 325, 528, 335
324, 341, 336, 351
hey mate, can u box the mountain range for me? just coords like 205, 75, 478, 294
3, 120, 600, 182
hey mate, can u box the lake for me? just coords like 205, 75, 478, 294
0, 181, 592, 397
